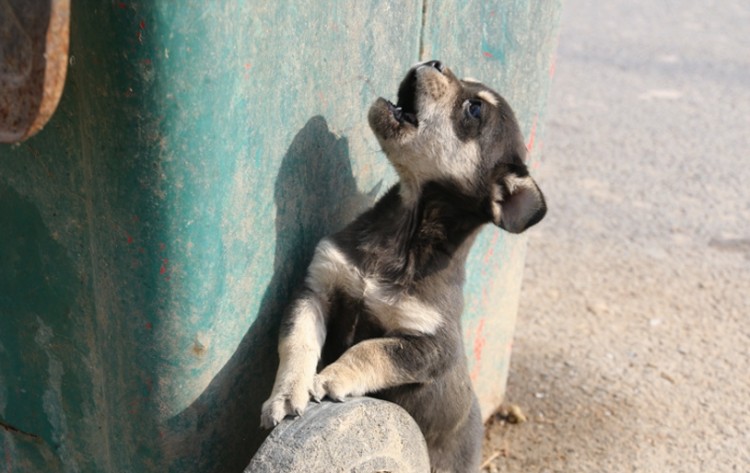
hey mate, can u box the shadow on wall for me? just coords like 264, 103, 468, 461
165, 116, 379, 473
0, 184, 76, 472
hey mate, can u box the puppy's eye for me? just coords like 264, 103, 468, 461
467, 100, 482, 119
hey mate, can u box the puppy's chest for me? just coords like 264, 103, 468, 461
323, 290, 381, 354
337, 265, 441, 336
310, 239, 445, 336
321, 279, 441, 365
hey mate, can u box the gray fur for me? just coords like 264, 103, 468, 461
262, 61, 546, 472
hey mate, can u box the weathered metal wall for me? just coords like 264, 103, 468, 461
0, 1, 560, 471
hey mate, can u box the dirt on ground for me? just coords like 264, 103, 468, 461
481, 1, 750, 471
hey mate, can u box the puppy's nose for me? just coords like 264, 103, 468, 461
424, 60, 445, 73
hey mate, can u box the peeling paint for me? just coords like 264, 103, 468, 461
3, 438, 9, 473
191, 338, 207, 358
36, 318, 79, 473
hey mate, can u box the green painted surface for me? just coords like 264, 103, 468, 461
0, 1, 560, 471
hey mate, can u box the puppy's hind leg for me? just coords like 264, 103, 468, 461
430, 395, 482, 473
260, 291, 326, 428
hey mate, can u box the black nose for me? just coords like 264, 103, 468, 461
424, 60, 444, 72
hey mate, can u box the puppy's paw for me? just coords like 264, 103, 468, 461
260, 378, 313, 429
311, 365, 362, 402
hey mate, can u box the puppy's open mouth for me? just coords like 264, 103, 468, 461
385, 101, 418, 127
386, 68, 418, 127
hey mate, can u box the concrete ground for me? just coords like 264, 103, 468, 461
482, 1, 750, 472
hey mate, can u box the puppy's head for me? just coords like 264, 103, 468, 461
368, 61, 546, 233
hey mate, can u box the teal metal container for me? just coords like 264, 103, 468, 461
0, 2, 560, 471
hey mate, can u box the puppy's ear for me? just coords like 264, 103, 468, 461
489, 163, 546, 233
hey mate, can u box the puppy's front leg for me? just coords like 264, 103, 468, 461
261, 238, 354, 428
312, 336, 438, 401
260, 291, 326, 428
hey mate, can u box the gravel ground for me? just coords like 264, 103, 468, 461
482, 1, 750, 472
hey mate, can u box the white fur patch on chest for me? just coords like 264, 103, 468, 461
306, 239, 443, 335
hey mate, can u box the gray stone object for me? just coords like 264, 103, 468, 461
246, 397, 430, 473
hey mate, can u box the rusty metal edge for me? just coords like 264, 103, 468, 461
21, 0, 71, 141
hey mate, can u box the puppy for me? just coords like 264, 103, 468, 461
261, 60, 546, 472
